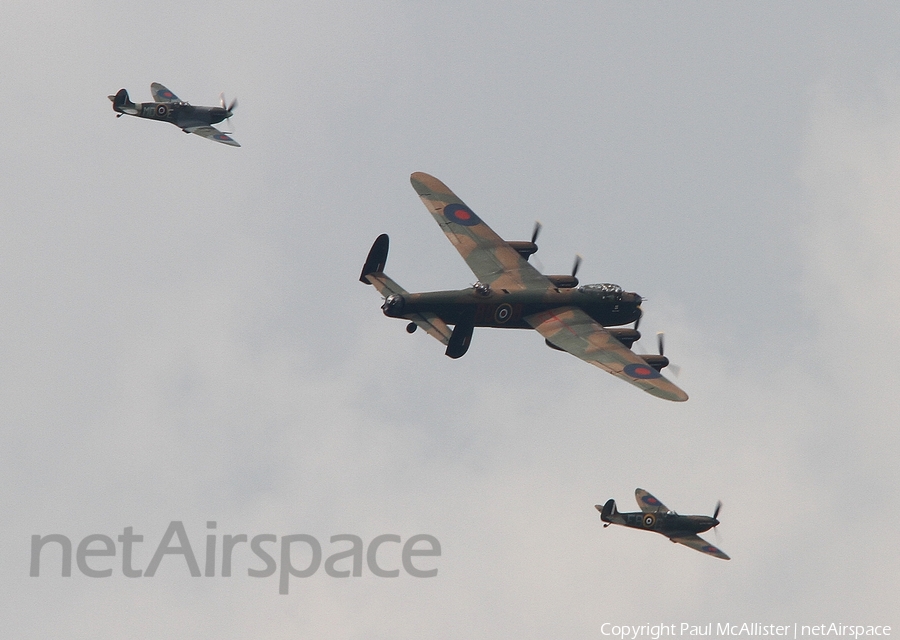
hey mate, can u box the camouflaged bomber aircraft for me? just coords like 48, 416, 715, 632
597, 489, 729, 560
108, 83, 239, 147
359, 172, 688, 402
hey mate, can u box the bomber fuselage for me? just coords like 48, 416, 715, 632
381, 283, 642, 329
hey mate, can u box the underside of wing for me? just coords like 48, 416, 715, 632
363, 273, 452, 346
151, 82, 181, 103
185, 125, 240, 147
635, 489, 669, 513
406, 313, 452, 345
409, 172, 552, 292
525, 306, 688, 402
671, 534, 730, 560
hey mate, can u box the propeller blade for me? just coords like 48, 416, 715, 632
571, 254, 582, 278
713, 500, 722, 520
219, 92, 226, 109
531, 220, 542, 244
228, 97, 238, 112
655, 331, 681, 375
634, 308, 642, 332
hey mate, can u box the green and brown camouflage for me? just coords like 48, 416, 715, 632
108, 83, 240, 147
596, 489, 729, 560
361, 172, 689, 402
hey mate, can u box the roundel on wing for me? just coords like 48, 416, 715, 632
641, 494, 660, 507
444, 203, 481, 226
159, 89, 175, 99
701, 545, 719, 554
623, 362, 661, 380
494, 303, 513, 324
642, 513, 656, 528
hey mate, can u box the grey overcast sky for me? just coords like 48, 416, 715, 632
2, 2, 899, 638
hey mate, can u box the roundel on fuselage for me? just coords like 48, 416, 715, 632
642, 513, 656, 528
443, 203, 481, 226
494, 303, 513, 324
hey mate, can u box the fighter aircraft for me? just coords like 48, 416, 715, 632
596, 488, 729, 560
359, 172, 688, 402
108, 83, 239, 147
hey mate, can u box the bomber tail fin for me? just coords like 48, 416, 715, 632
360, 234, 390, 284
109, 88, 138, 116
360, 233, 455, 350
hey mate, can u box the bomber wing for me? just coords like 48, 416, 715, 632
525, 307, 688, 402
363, 273, 453, 346
184, 125, 240, 147
670, 534, 730, 560
410, 172, 553, 292
151, 83, 181, 103
635, 489, 669, 513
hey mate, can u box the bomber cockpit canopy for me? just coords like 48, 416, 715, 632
578, 283, 623, 300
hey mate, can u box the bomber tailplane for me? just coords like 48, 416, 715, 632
360, 234, 455, 349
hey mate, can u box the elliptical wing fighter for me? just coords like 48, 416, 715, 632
360, 172, 688, 401
109, 83, 239, 147
596, 489, 729, 560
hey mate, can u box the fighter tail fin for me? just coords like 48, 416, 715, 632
109, 89, 137, 115
598, 499, 618, 522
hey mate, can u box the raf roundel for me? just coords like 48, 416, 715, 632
623, 363, 662, 380
443, 203, 482, 227
642, 494, 660, 507
494, 303, 513, 324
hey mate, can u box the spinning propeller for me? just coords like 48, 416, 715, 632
571, 254, 582, 280
525, 221, 546, 271
655, 332, 681, 376
712, 500, 723, 543
219, 93, 238, 132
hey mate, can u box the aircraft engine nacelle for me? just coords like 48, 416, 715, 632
546, 275, 579, 288
507, 241, 538, 260
606, 328, 641, 348
640, 354, 670, 372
